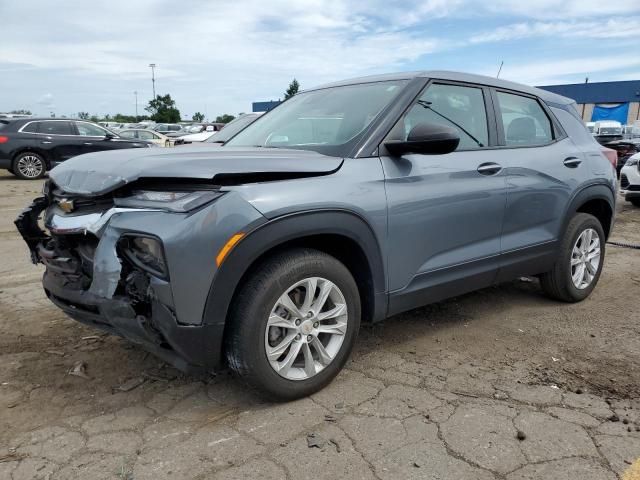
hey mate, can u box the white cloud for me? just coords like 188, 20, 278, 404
470, 17, 640, 43
0, 0, 639, 115
483, 55, 640, 85
482, 0, 640, 19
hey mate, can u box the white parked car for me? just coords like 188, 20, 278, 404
176, 130, 217, 143
620, 152, 640, 207
118, 129, 174, 147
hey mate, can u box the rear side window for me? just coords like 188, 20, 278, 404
496, 92, 553, 146
396, 83, 489, 150
21, 122, 39, 133
39, 121, 73, 135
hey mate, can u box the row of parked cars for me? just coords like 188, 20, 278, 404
0, 114, 261, 179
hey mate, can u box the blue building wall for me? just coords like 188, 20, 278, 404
537, 80, 640, 104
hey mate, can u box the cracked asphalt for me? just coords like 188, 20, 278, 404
1, 171, 639, 479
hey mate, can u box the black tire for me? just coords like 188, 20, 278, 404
12, 152, 46, 180
225, 248, 361, 400
540, 213, 605, 302
630, 198, 640, 208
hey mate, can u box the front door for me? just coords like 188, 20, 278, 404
74, 121, 119, 155
381, 81, 507, 315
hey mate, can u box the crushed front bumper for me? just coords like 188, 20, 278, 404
14, 196, 223, 373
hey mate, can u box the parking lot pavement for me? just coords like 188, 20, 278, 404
1, 171, 639, 479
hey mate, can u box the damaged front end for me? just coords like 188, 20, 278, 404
14, 182, 240, 372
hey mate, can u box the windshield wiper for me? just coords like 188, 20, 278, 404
416, 100, 484, 147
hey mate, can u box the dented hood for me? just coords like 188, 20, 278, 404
49, 146, 343, 196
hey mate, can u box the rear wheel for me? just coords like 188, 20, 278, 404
540, 213, 605, 302
13, 152, 46, 180
225, 248, 360, 400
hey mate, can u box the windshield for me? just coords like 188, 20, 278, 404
226, 80, 408, 156
207, 114, 259, 143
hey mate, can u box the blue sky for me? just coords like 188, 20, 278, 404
1, 0, 639, 120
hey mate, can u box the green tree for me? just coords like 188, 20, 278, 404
78, 112, 90, 120
284, 78, 300, 99
10, 109, 32, 115
145, 94, 181, 123
192, 112, 205, 122
90, 115, 99, 123
215, 114, 235, 124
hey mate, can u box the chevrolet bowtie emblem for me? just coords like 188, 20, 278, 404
57, 198, 75, 213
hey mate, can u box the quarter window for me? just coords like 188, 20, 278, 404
39, 121, 72, 135
496, 92, 553, 146
76, 122, 108, 136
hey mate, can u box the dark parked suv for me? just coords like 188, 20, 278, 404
0, 118, 153, 179
16, 71, 616, 399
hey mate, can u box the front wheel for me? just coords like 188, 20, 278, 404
540, 213, 605, 302
13, 152, 46, 180
225, 248, 361, 400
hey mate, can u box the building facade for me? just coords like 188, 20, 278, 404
538, 80, 640, 125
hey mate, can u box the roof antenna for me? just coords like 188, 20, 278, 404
496, 61, 504, 78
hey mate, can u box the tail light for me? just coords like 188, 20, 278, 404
601, 147, 617, 170
0, 136, 8, 144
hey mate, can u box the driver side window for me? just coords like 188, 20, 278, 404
393, 83, 489, 151
76, 122, 109, 137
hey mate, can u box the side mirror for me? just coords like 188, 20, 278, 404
104, 132, 115, 140
385, 122, 460, 156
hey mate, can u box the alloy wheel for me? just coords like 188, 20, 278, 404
571, 228, 601, 289
264, 277, 348, 380
17, 155, 44, 179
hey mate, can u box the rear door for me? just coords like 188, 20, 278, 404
488, 89, 591, 280
381, 81, 507, 314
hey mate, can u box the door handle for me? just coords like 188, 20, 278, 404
563, 157, 582, 168
40, 141, 52, 144
83, 142, 93, 146
477, 162, 502, 175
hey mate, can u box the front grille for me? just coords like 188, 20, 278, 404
51, 190, 114, 214
621, 174, 630, 189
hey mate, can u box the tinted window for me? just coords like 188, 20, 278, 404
76, 122, 108, 136
395, 83, 488, 150
39, 121, 73, 135
21, 122, 38, 133
496, 92, 553, 146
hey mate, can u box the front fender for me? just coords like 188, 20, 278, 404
201, 209, 387, 366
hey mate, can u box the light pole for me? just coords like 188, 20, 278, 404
149, 63, 156, 100
134, 91, 138, 119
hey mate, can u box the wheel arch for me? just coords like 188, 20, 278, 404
563, 183, 615, 239
201, 209, 387, 367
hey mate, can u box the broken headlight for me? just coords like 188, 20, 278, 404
114, 190, 223, 212
122, 235, 167, 278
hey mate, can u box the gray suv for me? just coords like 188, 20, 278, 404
16, 71, 616, 399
